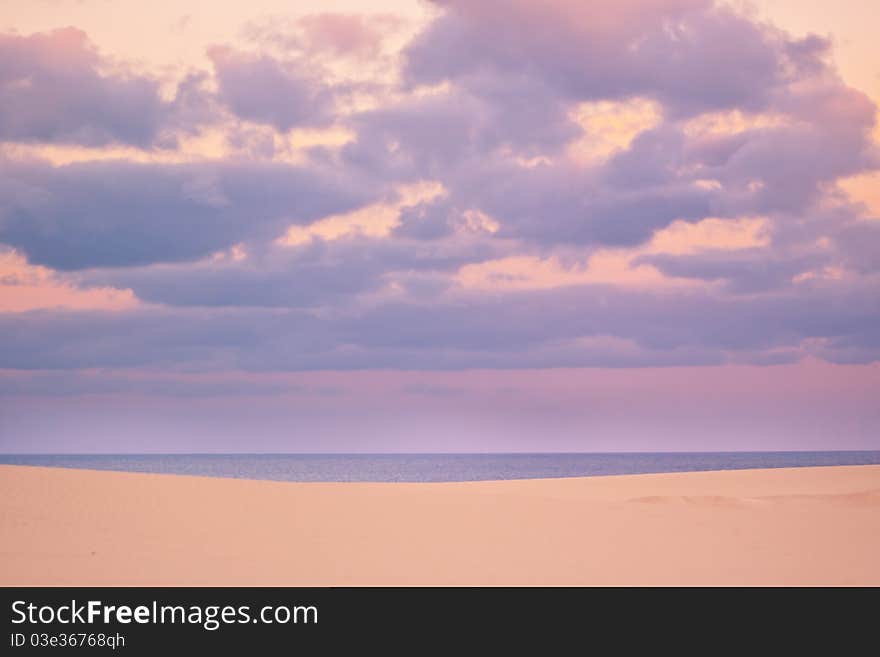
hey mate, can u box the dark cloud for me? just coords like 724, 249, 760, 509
341, 87, 579, 182
403, 0, 821, 117
79, 234, 496, 308
1, 3, 879, 379
635, 249, 829, 293
709, 125, 877, 216
208, 46, 335, 132
0, 157, 377, 270
336, 2, 876, 251
479, 171, 714, 247
1, 278, 878, 371
393, 199, 458, 240
0, 28, 209, 147
834, 220, 880, 274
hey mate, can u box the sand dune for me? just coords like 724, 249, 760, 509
1, 464, 878, 586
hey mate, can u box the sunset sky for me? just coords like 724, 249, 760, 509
1, 0, 878, 452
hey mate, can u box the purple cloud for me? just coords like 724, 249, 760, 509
403, 0, 824, 116
2, 275, 878, 371
0, 1, 879, 388
0, 157, 378, 269
0, 28, 208, 147
208, 46, 336, 132
78, 234, 495, 308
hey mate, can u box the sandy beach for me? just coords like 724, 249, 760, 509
1, 464, 878, 586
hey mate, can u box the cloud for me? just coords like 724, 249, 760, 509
403, 0, 830, 117
0, 28, 208, 147
208, 46, 336, 132
393, 198, 460, 240
635, 248, 830, 293
296, 13, 402, 58
349, 83, 875, 247
2, 276, 878, 372
834, 220, 880, 274
243, 12, 404, 59
333, 2, 878, 254
469, 164, 715, 247
1, 2, 879, 380
79, 233, 496, 308
0, 157, 378, 270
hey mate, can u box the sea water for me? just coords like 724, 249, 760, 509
1, 451, 879, 482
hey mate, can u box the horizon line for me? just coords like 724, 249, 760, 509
3, 449, 879, 456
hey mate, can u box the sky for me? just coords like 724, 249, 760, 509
0, 0, 878, 453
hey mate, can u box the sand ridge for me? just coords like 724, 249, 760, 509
1, 464, 878, 585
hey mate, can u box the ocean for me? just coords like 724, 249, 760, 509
1, 451, 879, 482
